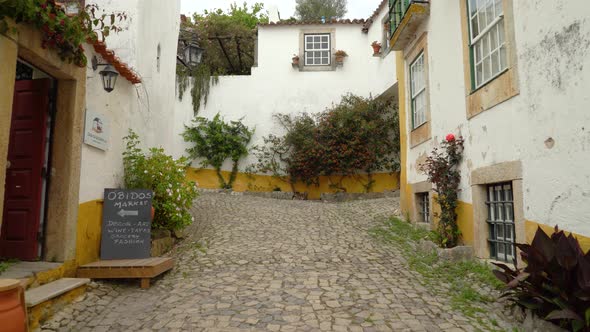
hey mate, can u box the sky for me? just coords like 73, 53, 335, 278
180, 0, 381, 20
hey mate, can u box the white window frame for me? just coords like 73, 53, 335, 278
304, 34, 331, 66
409, 52, 427, 129
468, 0, 508, 89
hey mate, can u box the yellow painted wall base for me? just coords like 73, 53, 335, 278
28, 285, 87, 330
525, 220, 590, 253
75, 200, 104, 266
430, 197, 474, 246
186, 168, 400, 200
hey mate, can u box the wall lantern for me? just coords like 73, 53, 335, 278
92, 55, 119, 93
183, 42, 204, 67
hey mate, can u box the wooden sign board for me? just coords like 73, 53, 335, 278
100, 189, 153, 260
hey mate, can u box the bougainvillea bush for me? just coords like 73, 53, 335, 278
123, 130, 199, 231
0, 0, 127, 66
493, 227, 590, 331
248, 94, 400, 191
419, 134, 464, 248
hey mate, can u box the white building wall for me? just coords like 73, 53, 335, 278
403, 0, 590, 236
174, 6, 397, 169
79, 0, 181, 203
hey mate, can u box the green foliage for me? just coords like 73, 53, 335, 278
0, 0, 126, 67
248, 94, 400, 191
176, 63, 219, 115
418, 135, 464, 248
371, 217, 504, 327
182, 114, 254, 189
122, 130, 199, 231
295, 0, 347, 21
493, 227, 590, 332
0, 258, 18, 274
177, 3, 267, 113
190, 2, 267, 75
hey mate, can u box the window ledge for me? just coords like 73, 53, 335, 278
466, 68, 519, 119
409, 121, 431, 148
298, 65, 336, 72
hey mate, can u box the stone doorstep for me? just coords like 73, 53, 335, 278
25, 278, 90, 308
0, 261, 63, 280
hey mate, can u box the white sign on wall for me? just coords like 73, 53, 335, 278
83, 110, 110, 151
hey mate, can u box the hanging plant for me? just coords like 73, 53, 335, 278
0, 0, 127, 67
176, 63, 219, 115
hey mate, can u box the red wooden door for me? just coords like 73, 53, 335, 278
0, 79, 50, 260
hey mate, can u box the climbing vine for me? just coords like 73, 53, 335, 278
182, 114, 254, 189
419, 134, 465, 248
0, 0, 127, 67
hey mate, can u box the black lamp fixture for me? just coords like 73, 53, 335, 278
92, 55, 119, 93
183, 42, 204, 67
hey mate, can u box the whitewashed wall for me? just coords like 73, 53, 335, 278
173, 5, 397, 169
403, 0, 590, 236
79, 0, 181, 203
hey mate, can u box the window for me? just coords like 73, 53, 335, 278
304, 34, 331, 66
410, 52, 427, 129
468, 0, 507, 88
487, 182, 515, 262
418, 192, 430, 223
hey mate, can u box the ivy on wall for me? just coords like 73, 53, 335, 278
176, 63, 219, 115
182, 114, 254, 189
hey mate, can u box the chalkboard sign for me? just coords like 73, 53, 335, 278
100, 189, 153, 260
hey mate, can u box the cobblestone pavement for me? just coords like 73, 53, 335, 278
42, 193, 513, 331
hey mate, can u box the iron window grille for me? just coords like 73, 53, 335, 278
486, 182, 516, 263
467, 0, 507, 89
410, 52, 427, 129
304, 34, 331, 66
388, 0, 410, 36
419, 192, 430, 223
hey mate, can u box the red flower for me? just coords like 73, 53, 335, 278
60, 20, 65, 26
41, 4, 47, 9
446, 133, 455, 142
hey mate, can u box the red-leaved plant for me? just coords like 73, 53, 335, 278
493, 227, 590, 331
419, 134, 464, 248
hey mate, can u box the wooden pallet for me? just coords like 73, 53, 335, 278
77, 257, 174, 289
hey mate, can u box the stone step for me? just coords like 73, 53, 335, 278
25, 277, 90, 308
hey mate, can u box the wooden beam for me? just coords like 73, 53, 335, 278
215, 37, 236, 72
235, 37, 243, 71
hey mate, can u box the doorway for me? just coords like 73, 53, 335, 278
0, 60, 56, 260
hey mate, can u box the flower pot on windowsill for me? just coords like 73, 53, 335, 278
334, 50, 348, 67
371, 41, 382, 55
292, 55, 300, 68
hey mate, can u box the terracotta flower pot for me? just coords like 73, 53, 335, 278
336, 55, 345, 64
372, 44, 382, 55
0, 279, 26, 332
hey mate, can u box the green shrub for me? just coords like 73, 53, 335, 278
123, 130, 199, 231
182, 114, 254, 189
493, 226, 590, 331
248, 94, 400, 191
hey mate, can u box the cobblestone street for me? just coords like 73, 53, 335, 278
42, 193, 510, 331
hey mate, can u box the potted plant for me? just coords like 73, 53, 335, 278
335, 50, 348, 66
371, 41, 382, 55
292, 54, 300, 67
